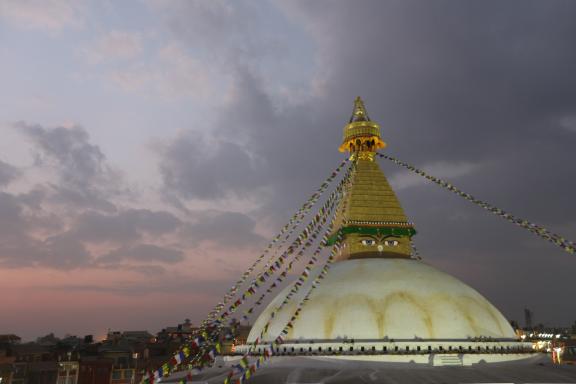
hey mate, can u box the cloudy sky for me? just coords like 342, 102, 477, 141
1, 0, 576, 341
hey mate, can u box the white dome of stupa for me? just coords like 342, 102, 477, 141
248, 258, 515, 342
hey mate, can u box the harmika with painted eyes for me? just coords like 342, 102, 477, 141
360, 235, 401, 251
360, 237, 399, 249
338, 232, 412, 261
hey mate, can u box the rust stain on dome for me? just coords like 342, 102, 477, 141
379, 291, 435, 338
324, 313, 335, 339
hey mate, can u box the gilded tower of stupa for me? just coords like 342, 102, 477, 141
330, 97, 416, 260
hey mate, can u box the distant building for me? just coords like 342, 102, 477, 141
78, 358, 113, 384
0, 343, 16, 384
9, 343, 56, 384
0, 350, 16, 384
11, 362, 27, 384
157, 319, 198, 342
119, 332, 153, 344
36, 334, 60, 347
220, 322, 252, 354
99, 345, 136, 384
0, 362, 15, 384
12, 344, 53, 363
110, 367, 135, 384
26, 361, 57, 384
106, 331, 153, 344
56, 361, 78, 384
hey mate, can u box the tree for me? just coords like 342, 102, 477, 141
36, 333, 60, 345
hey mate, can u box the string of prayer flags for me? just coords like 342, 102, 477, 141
213, 162, 356, 328
205, 159, 349, 323
378, 153, 575, 255
226, 235, 346, 384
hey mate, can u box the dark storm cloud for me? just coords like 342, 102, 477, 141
0, 159, 20, 186
16, 122, 124, 212
0, 122, 189, 272
18, 122, 111, 188
286, 0, 576, 160
41, 232, 91, 268
0, 193, 90, 269
0, 198, 186, 269
157, 67, 340, 224
158, 131, 268, 200
180, 210, 266, 248
15, 187, 46, 210
46, 185, 117, 213
0, 192, 28, 243
73, 209, 181, 244
98, 244, 184, 264
298, 0, 576, 326
1, 118, 270, 272
154, 0, 576, 326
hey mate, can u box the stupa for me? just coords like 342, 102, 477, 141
238, 98, 531, 365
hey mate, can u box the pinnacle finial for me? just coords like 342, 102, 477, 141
339, 97, 385, 154
350, 96, 370, 123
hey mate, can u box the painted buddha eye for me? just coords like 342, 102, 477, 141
361, 239, 375, 246
385, 240, 399, 246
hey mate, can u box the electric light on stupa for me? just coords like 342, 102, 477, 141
239, 98, 530, 364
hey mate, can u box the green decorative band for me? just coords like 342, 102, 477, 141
346, 220, 414, 227
325, 225, 417, 245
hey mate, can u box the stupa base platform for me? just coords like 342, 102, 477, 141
163, 354, 576, 383
235, 339, 534, 365
311, 353, 534, 365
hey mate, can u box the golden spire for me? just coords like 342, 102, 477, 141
350, 96, 370, 122
330, 97, 416, 261
339, 96, 386, 159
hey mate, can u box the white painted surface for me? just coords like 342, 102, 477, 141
247, 259, 515, 342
